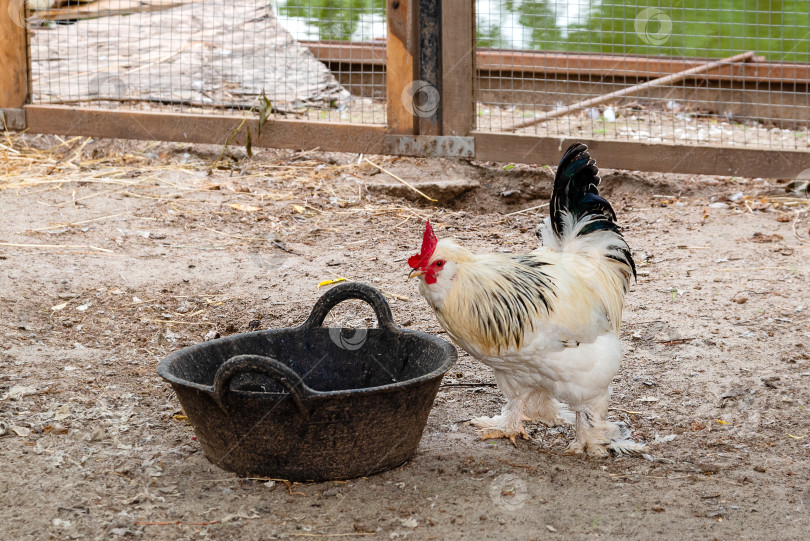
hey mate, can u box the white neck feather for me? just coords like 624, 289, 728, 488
417, 260, 459, 311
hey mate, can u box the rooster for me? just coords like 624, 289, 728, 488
408, 143, 640, 456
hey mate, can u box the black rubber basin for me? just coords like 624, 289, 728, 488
157, 282, 456, 482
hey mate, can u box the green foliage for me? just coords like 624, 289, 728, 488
571, 0, 810, 61
477, 0, 810, 61
281, 0, 385, 41
279, 0, 810, 61
505, 0, 561, 50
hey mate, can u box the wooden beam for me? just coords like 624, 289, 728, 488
386, 0, 414, 134
440, 0, 474, 136
21, 105, 810, 179
25, 106, 386, 154
473, 132, 810, 179
304, 41, 386, 66
0, 0, 29, 109
305, 42, 810, 85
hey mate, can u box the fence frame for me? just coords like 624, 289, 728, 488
2, 0, 809, 178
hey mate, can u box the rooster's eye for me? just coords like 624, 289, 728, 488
434, 260, 444, 267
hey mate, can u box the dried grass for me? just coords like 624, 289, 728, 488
0, 130, 465, 254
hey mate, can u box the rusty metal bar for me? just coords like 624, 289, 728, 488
415, 0, 441, 135
382, 135, 473, 157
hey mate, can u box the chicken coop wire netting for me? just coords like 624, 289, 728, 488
25, 0, 387, 124
474, 0, 810, 151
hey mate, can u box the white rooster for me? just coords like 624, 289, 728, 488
408, 143, 641, 456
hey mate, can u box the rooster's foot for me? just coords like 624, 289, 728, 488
469, 416, 529, 446
564, 441, 609, 457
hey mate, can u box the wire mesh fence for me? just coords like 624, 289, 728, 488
474, 0, 810, 151
17, 1, 810, 154
24, 0, 386, 124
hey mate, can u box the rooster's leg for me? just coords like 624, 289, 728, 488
565, 393, 615, 457
469, 398, 529, 446
524, 390, 574, 427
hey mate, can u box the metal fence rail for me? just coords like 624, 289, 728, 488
474, 0, 810, 151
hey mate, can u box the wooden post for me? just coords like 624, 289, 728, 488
440, 0, 474, 136
386, 0, 415, 135
0, 0, 29, 109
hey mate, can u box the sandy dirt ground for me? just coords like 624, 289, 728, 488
1, 134, 809, 540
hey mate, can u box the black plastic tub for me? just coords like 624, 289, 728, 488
157, 282, 456, 482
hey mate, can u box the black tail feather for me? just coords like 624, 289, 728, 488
550, 143, 616, 237
550, 143, 636, 280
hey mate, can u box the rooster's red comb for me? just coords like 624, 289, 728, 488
408, 220, 437, 269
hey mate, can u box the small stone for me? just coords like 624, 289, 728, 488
87, 426, 106, 442
11, 425, 31, 437
204, 330, 220, 341
54, 404, 71, 421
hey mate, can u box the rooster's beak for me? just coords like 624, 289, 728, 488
407, 269, 424, 280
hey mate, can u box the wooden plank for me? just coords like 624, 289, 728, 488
440, 0, 474, 136
0, 0, 30, 109
473, 132, 810, 179
304, 41, 386, 66
386, 0, 415, 134
21, 105, 810, 178
306, 43, 810, 85
25, 105, 386, 154
476, 50, 768, 81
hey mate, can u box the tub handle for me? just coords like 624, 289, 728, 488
301, 282, 397, 332
213, 354, 313, 416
